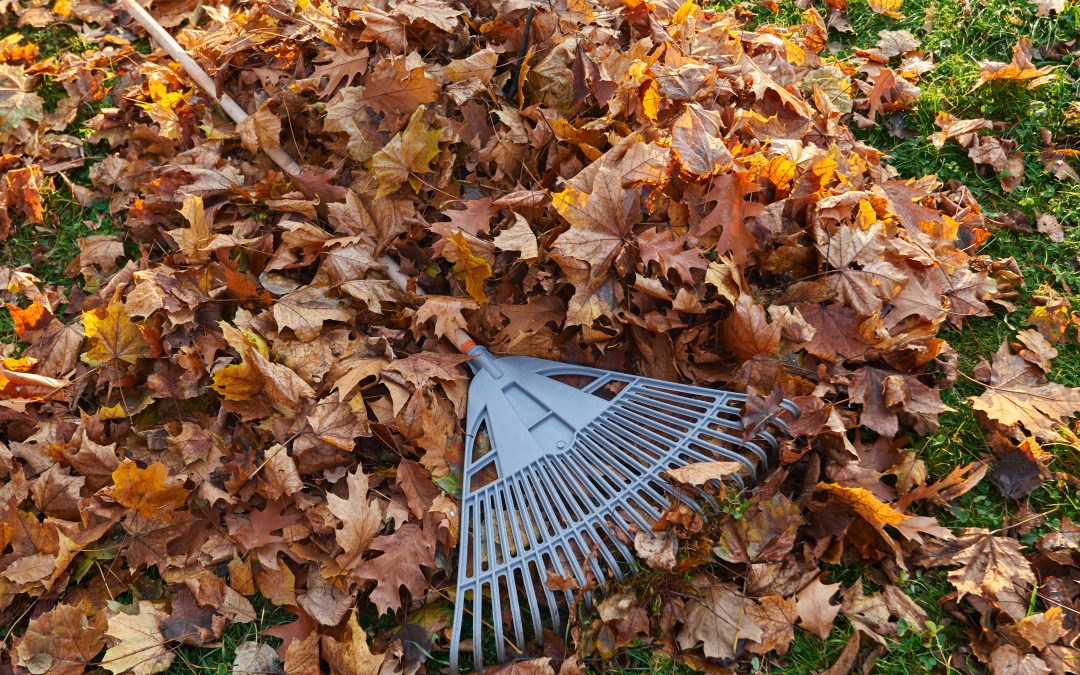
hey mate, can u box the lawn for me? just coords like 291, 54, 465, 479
1, 0, 1079, 672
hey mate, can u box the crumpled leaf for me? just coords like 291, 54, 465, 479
676, 581, 764, 660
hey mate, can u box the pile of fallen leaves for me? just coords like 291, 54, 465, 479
1, 0, 1080, 671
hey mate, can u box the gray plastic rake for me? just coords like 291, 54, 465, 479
448, 348, 793, 671
117, 7, 795, 671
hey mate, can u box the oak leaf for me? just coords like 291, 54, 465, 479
358, 521, 435, 614
327, 467, 384, 575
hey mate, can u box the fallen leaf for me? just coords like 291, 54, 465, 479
102, 601, 174, 675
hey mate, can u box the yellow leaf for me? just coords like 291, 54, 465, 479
447, 232, 491, 303
763, 155, 796, 194
867, 0, 903, 16
855, 198, 878, 230
111, 460, 189, 518
371, 106, 442, 199
817, 483, 908, 528
52, 0, 72, 17
671, 0, 697, 25
641, 79, 661, 121
81, 303, 149, 366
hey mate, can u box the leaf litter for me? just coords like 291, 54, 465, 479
0, 0, 1078, 672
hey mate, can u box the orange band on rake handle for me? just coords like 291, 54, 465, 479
451, 329, 478, 354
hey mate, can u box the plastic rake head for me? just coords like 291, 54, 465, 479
448, 347, 794, 672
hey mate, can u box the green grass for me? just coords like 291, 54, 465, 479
166, 596, 295, 674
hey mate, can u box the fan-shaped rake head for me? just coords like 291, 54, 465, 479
448, 348, 794, 672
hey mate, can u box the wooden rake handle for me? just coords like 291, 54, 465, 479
120, 0, 477, 354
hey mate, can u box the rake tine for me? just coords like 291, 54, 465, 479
508, 479, 550, 642
542, 460, 612, 584
579, 428, 674, 513
517, 473, 565, 633
473, 580, 485, 671
607, 412, 757, 477
493, 492, 527, 649
570, 441, 651, 539
617, 401, 760, 466
527, 466, 592, 589
450, 582, 468, 672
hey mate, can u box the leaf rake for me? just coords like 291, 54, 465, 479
119, 5, 796, 670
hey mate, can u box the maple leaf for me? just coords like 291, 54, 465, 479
816, 224, 905, 315
676, 581, 763, 660
226, 499, 301, 554
850, 366, 949, 437
238, 100, 282, 154
970, 340, 1080, 437
413, 295, 478, 340
272, 285, 351, 341
389, 0, 463, 31
637, 228, 707, 284
551, 165, 641, 274
81, 302, 149, 366
371, 106, 442, 198
165, 193, 211, 262
13, 602, 107, 675
664, 460, 743, 488
714, 493, 804, 564
1015, 607, 1067, 650
915, 528, 1035, 622
492, 212, 539, 261
111, 459, 189, 518
101, 601, 174, 675
974, 39, 1055, 90
671, 104, 732, 177
0, 64, 44, 134
720, 294, 780, 361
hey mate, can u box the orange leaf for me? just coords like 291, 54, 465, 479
816, 483, 908, 528
111, 459, 190, 518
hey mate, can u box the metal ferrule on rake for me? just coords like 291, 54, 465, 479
449, 347, 793, 672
